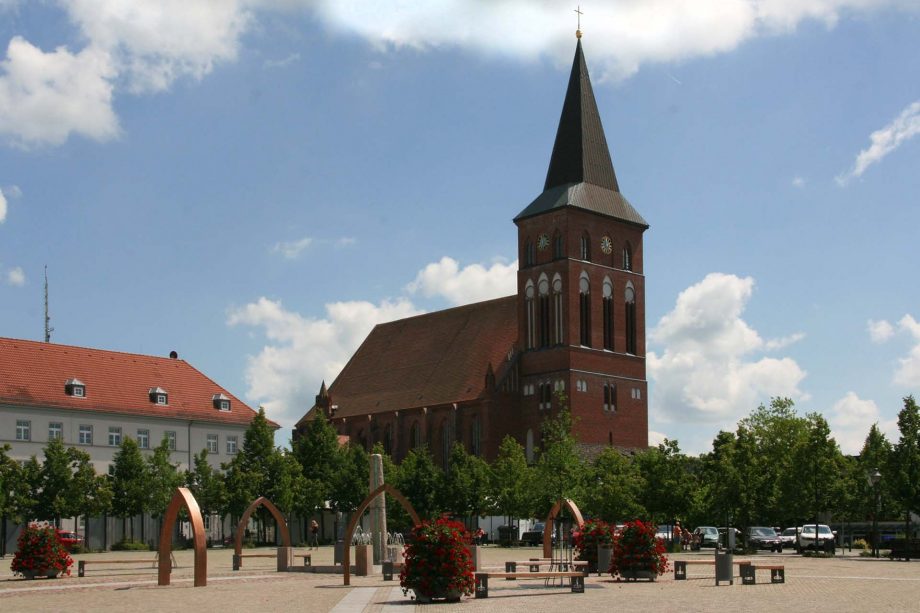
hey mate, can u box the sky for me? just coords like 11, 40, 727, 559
0, 1, 918, 456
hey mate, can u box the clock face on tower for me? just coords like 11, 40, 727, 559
537, 234, 550, 251
600, 235, 613, 255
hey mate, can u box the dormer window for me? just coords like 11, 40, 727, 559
149, 387, 168, 405
65, 378, 86, 398
212, 393, 231, 411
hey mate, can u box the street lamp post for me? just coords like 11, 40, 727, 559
868, 468, 882, 558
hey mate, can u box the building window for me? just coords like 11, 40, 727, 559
524, 239, 535, 267
602, 277, 614, 351
579, 273, 591, 347
165, 430, 177, 451
625, 285, 637, 355
525, 429, 534, 464
48, 422, 63, 441
538, 275, 550, 348
632, 388, 642, 400
553, 232, 564, 259
525, 281, 535, 350
66, 378, 86, 397
206, 433, 218, 454
16, 420, 31, 441
149, 387, 168, 405
539, 382, 552, 410
580, 234, 591, 261
79, 425, 93, 445
137, 429, 150, 449
576, 379, 587, 392
410, 422, 421, 449
470, 417, 481, 457
604, 383, 616, 412
226, 435, 238, 454
552, 275, 564, 345
383, 425, 392, 455
108, 426, 122, 447
622, 243, 632, 271
213, 394, 231, 411
441, 420, 453, 469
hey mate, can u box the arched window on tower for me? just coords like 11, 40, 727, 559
552, 274, 564, 345
625, 283, 637, 355
410, 421, 421, 449
602, 277, 614, 350
622, 242, 633, 271
470, 417, 481, 457
579, 272, 591, 347
525, 280, 535, 350
553, 231, 564, 260
538, 274, 550, 348
580, 233, 591, 261
524, 239, 535, 267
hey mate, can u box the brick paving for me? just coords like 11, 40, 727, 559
1, 546, 918, 612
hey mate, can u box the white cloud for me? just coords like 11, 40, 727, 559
3, 184, 21, 198
227, 295, 423, 428
271, 236, 313, 259
827, 391, 896, 455
837, 100, 920, 185
406, 256, 517, 306
792, 176, 806, 188
6, 266, 24, 286
647, 430, 666, 447
868, 319, 895, 343
263, 52, 301, 69
0, 187, 6, 222
893, 314, 920, 387
335, 237, 356, 248
765, 332, 805, 350
0, 37, 118, 146
648, 273, 807, 425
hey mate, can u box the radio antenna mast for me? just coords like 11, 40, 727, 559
44, 265, 54, 343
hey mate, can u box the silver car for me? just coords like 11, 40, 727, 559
797, 524, 836, 552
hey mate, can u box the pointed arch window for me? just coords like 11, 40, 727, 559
470, 417, 481, 457
622, 243, 633, 271
625, 284, 637, 354
579, 272, 591, 347
383, 424, 393, 455
524, 239, 535, 267
552, 274, 564, 345
553, 231, 564, 260
525, 280, 536, 350
602, 277, 614, 350
410, 421, 421, 449
441, 419, 453, 469
603, 382, 616, 412
538, 274, 550, 348
580, 233, 591, 261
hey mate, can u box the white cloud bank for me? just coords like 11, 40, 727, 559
271, 236, 313, 259
837, 100, 920, 185
3, 0, 917, 146
868, 314, 920, 387
229, 255, 515, 427
0, 187, 6, 222
827, 391, 896, 455
648, 273, 807, 425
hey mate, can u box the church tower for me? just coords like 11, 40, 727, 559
514, 36, 649, 454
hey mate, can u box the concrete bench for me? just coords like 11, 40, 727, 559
740, 564, 785, 584
474, 571, 586, 598
78, 554, 177, 578
496, 560, 588, 577
293, 553, 312, 567
674, 559, 751, 580
232, 553, 277, 570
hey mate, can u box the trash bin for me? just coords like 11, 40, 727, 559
597, 545, 613, 576
498, 525, 517, 547
715, 546, 733, 586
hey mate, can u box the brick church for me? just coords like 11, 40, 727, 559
295, 36, 648, 463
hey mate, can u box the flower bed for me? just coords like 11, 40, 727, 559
400, 518, 475, 602
609, 520, 668, 581
11, 524, 74, 580
573, 519, 615, 573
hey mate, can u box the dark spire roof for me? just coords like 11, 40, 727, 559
516, 39, 647, 228
544, 39, 619, 193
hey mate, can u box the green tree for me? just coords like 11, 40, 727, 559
584, 446, 645, 522
330, 443, 370, 531
69, 447, 112, 550
441, 443, 491, 519
890, 395, 920, 560
394, 447, 442, 521
188, 449, 228, 542
533, 403, 586, 516
147, 436, 184, 543
635, 438, 691, 529
858, 424, 894, 519
35, 438, 74, 523
489, 436, 534, 524
789, 413, 844, 543
293, 411, 341, 530
110, 437, 148, 540
0, 445, 27, 555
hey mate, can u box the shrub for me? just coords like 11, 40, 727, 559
11, 524, 74, 579
852, 539, 868, 551
572, 519, 615, 573
400, 518, 475, 601
112, 539, 151, 551
610, 520, 669, 580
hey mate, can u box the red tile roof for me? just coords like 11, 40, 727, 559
315, 296, 518, 421
0, 337, 273, 428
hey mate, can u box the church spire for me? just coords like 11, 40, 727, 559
543, 38, 619, 193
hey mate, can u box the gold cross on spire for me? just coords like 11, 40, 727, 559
575, 5, 583, 38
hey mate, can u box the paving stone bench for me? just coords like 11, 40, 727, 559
673, 559, 751, 580
474, 571, 586, 598
740, 564, 785, 584
78, 553, 177, 577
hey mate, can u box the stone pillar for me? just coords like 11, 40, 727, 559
369, 453, 387, 565
277, 546, 292, 572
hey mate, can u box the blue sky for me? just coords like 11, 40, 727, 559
0, 1, 918, 455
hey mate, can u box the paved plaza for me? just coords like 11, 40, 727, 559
1, 546, 918, 612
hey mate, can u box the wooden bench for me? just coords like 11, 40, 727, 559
232, 553, 277, 570
740, 564, 784, 584
294, 553, 312, 567
673, 559, 751, 580
78, 553, 177, 578
497, 560, 588, 577
474, 571, 585, 598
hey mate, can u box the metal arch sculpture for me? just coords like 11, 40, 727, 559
158, 487, 207, 587
343, 483, 421, 586
543, 498, 585, 559
234, 496, 292, 561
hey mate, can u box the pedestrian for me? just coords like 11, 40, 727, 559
310, 519, 319, 549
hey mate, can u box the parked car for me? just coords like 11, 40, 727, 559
778, 527, 798, 548
56, 529, 83, 551
520, 522, 547, 546
718, 527, 742, 548
746, 526, 783, 552
797, 524, 836, 553
691, 526, 720, 550
655, 524, 676, 544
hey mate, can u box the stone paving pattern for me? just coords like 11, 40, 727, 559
1, 546, 918, 612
